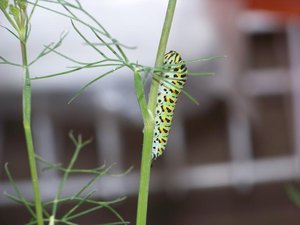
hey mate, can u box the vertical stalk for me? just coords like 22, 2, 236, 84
20, 34, 44, 225
135, 1, 177, 225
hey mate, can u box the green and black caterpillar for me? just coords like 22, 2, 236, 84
152, 50, 188, 160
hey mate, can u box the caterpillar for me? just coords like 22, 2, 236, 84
152, 50, 188, 161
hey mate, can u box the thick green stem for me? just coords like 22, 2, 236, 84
148, 0, 178, 114
135, 1, 177, 225
20, 35, 44, 225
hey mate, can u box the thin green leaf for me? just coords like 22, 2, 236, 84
185, 55, 227, 64
187, 72, 215, 76
42, 206, 50, 218
181, 89, 200, 105
63, 190, 96, 220
104, 204, 128, 225
71, 20, 108, 59
29, 0, 131, 61
141, 68, 151, 86
287, 184, 300, 207
51, 132, 89, 218
110, 166, 133, 177
47, 48, 89, 64
68, 65, 124, 104
44, 195, 125, 208
3, 192, 34, 206
68, 63, 124, 69
72, 166, 113, 199
153, 74, 199, 105
29, 31, 68, 65
78, 135, 93, 148
65, 204, 106, 220
115, 42, 129, 63
35, 154, 63, 171
27, 0, 107, 37
58, 0, 81, 28
45, 47, 101, 65
134, 55, 225, 74
31, 61, 102, 80
84, 17, 130, 67
4, 163, 36, 218
46, 46, 123, 66
27, 0, 38, 24
59, 0, 79, 8
31, 67, 82, 80
65, 0, 109, 36
89, 41, 136, 50
40, 0, 78, 9
0, 24, 20, 40
76, 2, 129, 61
27, 1, 78, 22
25, 22, 32, 41
4, 192, 50, 218
68, 130, 78, 145
74, 0, 82, 9
90, 28, 122, 61
0, 55, 21, 67
57, 163, 106, 174
85, 196, 126, 206
27, 0, 132, 69
67, 166, 108, 175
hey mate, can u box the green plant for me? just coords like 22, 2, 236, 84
1, 1, 45, 224
5, 132, 128, 225
287, 184, 300, 207
1, 0, 130, 225
1, 1, 219, 225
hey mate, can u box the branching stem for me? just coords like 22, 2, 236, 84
20, 29, 44, 225
135, 1, 178, 225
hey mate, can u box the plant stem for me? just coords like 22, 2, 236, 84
148, 0, 178, 114
135, 1, 177, 225
20, 33, 44, 225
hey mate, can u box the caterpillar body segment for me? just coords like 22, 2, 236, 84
152, 50, 188, 160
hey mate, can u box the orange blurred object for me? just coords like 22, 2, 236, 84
247, 0, 300, 17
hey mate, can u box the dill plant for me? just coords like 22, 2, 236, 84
0, 0, 131, 225
1, 0, 218, 225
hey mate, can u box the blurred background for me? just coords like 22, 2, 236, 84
1, 0, 300, 224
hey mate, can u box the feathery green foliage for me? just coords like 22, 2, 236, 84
1, 1, 218, 225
